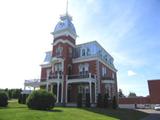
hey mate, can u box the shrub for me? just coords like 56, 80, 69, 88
26, 90, 56, 110
18, 94, 29, 104
85, 93, 90, 107
0, 92, 8, 107
103, 93, 109, 108
97, 93, 103, 107
112, 96, 118, 109
77, 93, 82, 107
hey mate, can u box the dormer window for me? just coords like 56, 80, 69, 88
82, 49, 86, 56
87, 48, 90, 56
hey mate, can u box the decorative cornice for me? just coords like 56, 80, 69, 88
52, 39, 76, 48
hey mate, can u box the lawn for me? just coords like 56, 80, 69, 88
0, 100, 148, 120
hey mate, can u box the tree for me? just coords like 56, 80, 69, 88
0, 91, 8, 107
118, 89, 125, 98
128, 92, 137, 98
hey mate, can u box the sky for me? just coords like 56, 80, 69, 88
0, 0, 160, 96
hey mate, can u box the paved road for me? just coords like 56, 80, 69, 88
137, 109, 160, 120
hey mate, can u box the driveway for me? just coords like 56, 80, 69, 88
137, 109, 160, 120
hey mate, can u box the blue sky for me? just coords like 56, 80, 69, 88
0, 0, 159, 96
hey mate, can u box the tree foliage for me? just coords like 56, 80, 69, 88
0, 91, 8, 107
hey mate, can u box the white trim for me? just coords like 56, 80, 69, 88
40, 63, 51, 68
52, 39, 75, 48
102, 80, 115, 84
67, 78, 96, 84
52, 30, 77, 39
72, 56, 117, 72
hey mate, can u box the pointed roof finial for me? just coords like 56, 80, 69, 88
66, 0, 68, 15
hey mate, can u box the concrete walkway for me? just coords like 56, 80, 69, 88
137, 109, 160, 120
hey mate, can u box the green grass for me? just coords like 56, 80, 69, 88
0, 100, 148, 120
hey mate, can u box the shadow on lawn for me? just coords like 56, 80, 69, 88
80, 107, 149, 120
29, 109, 63, 113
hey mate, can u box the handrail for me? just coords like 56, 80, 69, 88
67, 73, 96, 79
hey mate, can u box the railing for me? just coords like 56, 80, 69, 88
101, 76, 114, 80
48, 73, 62, 79
68, 73, 96, 79
25, 79, 40, 83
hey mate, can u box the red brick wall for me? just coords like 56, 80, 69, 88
119, 97, 150, 104
99, 62, 117, 95
148, 80, 160, 104
40, 67, 51, 81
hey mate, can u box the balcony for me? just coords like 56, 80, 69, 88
101, 76, 114, 80
48, 74, 62, 79
68, 73, 96, 80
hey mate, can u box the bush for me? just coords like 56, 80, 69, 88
26, 90, 56, 110
0, 92, 8, 107
18, 94, 29, 104
77, 93, 82, 107
85, 93, 90, 107
103, 93, 109, 108
97, 93, 103, 107
112, 96, 118, 109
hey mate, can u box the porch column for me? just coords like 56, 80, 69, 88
46, 82, 49, 92
65, 82, 68, 103
95, 82, 97, 103
51, 84, 53, 93
61, 81, 63, 103
89, 81, 92, 103
57, 82, 60, 103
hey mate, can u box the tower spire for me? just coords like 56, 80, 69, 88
66, 0, 68, 15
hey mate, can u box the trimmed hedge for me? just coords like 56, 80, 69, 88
18, 94, 29, 104
77, 93, 82, 107
112, 96, 118, 109
97, 93, 103, 107
26, 90, 56, 110
85, 93, 90, 107
103, 93, 109, 108
0, 92, 8, 107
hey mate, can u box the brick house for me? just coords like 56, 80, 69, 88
24, 13, 118, 104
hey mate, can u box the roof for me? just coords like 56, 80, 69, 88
52, 14, 77, 36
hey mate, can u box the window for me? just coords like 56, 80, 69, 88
69, 47, 72, 57
82, 49, 86, 56
112, 73, 115, 79
102, 67, 107, 77
55, 63, 62, 75
79, 63, 89, 75
56, 46, 63, 56
105, 84, 111, 99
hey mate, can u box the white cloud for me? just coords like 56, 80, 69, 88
128, 70, 137, 76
